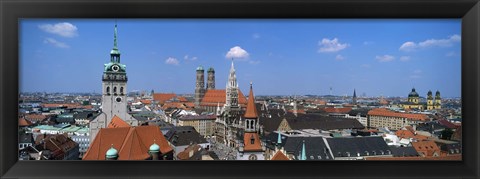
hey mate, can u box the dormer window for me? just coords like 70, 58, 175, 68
250, 135, 255, 144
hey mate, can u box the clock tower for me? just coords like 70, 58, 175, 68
89, 24, 137, 142
101, 23, 128, 123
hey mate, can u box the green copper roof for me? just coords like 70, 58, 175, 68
277, 131, 282, 145
196, 66, 204, 71
106, 145, 118, 158
149, 142, 160, 152
300, 140, 306, 160
208, 67, 215, 72
104, 62, 126, 72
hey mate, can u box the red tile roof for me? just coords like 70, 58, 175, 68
271, 150, 289, 160
83, 126, 173, 160
323, 107, 352, 114
108, 115, 131, 128
140, 99, 152, 105
368, 108, 429, 121
153, 93, 189, 105
176, 145, 202, 160
19, 117, 33, 126
411, 140, 441, 157
200, 89, 247, 106
243, 133, 263, 152
244, 84, 258, 119
24, 114, 47, 122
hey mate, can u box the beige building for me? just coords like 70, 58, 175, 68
177, 115, 216, 136
367, 108, 430, 130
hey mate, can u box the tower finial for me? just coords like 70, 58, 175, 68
113, 23, 118, 50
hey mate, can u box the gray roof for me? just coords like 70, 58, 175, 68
165, 126, 208, 147
389, 146, 419, 157
326, 136, 391, 158
19, 133, 34, 143
264, 132, 333, 160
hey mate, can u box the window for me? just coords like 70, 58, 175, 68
120, 87, 124, 94
113, 87, 117, 93
106, 87, 110, 94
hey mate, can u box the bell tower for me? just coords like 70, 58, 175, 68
101, 23, 128, 124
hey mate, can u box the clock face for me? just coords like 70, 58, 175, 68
112, 65, 120, 72
115, 97, 122, 102
248, 154, 257, 160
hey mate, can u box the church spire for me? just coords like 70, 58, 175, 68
300, 140, 306, 160
225, 58, 239, 107
110, 23, 121, 63
244, 82, 258, 119
113, 23, 118, 50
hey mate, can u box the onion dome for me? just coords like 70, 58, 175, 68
149, 141, 160, 153
427, 90, 433, 99
435, 90, 441, 97
106, 144, 118, 159
208, 67, 215, 72
408, 88, 419, 97
196, 66, 204, 71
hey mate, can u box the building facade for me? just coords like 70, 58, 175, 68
367, 108, 430, 130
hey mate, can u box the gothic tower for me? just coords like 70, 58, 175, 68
434, 90, 442, 109
101, 23, 128, 124
352, 89, 357, 105
195, 66, 205, 107
225, 60, 239, 110
427, 90, 434, 110
207, 67, 215, 90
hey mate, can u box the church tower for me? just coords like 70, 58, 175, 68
427, 90, 434, 110
352, 89, 357, 105
206, 67, 215, 90
408, 88, 419, 104
225, 60, 239, 110
434, 90, 442, 109
90, 23, 137, 142
101, 23, 128, 124
194, 66, 205, 107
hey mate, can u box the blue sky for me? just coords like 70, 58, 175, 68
20, 19, 461, 97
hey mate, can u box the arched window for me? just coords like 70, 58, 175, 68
106, 87, 110, 94
113, 87, 117, 93
120, 87, 124, 95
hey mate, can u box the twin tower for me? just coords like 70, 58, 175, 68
195, 66, 215, 107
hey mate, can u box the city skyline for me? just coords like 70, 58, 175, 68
20, 19, 461, 97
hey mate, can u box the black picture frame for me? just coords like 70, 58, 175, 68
1, 0, 479, 178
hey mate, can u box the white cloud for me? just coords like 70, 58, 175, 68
165, 57, 179, 65
335, 54, 345, 61
226, 46, 249, 59
43, 38, 69, 48
410, 75, 421, 79
413, 69, 422, 74
253, 33, 260, 39
38, 22, 78, 38
318, 38, 349, 53
399, 34, 460, 52
183, 55, 198, 61
400, 56, 411, 62
376, 55, 395, 62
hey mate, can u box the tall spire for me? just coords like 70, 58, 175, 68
300, 140, 306, 160
113, 23, 118, 50
277, 131, 282, 145
293, 96, 298, 117
244, 82, 258, 119
110, 22, 121, 62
